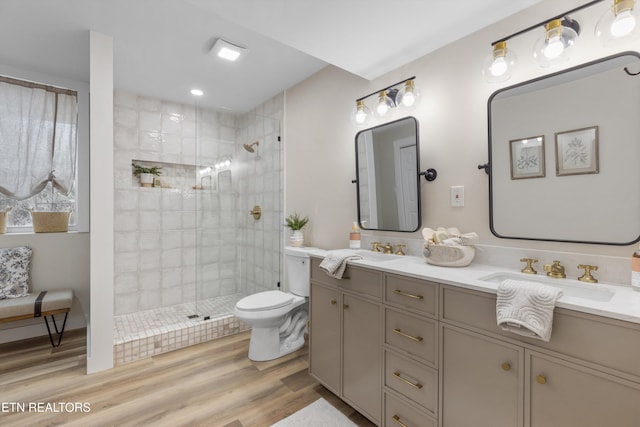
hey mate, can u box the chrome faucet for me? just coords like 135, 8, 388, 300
544, 260, 566, 279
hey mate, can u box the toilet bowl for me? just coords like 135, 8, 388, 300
234, 246, 313, 361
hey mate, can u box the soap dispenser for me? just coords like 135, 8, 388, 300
349, 221, 361, 249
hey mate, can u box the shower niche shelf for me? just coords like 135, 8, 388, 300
131, 159, 218, 191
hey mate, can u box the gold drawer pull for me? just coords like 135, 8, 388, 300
393, 289, 423, 300
536, 374, 547, 385
330, 299, 337, 305
392, 415, 408, 427
501, 362, 511, 371
343, 304, 349, 309
393, 328, 423, 342
393, 371, 423, 390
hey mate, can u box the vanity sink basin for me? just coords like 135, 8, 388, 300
478, 272, 615, 303
353, 250, 403, 263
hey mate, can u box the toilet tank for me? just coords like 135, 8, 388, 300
284, 246, 312, 297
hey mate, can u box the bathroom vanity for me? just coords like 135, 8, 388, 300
308, 253, 640, 427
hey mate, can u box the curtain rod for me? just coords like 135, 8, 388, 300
0, 75, 77, 96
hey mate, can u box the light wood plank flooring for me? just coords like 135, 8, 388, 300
0, 329, 376, 427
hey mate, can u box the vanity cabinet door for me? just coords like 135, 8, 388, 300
527, 351, 640, 427
441, 325, 524, 427
342, 292, 382, 424
309, 282, 341, 394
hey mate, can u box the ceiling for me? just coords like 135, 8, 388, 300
0, 0, 539, 112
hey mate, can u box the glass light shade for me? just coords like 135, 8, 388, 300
482, 41, 516, 83
374, 90, 395, 118
532, 19, 580, 68
395, 80, 421, 109
595, 0, 640, 45
350, 100, 372, 127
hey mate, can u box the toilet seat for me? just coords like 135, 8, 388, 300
236, 290, 293, 312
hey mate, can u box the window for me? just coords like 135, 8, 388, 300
0, 76, 78, 230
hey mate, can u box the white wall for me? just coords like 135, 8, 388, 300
284, 0, 638, 260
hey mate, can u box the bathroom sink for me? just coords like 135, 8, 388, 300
353, 250, 403, 263
478, 272, 615, 303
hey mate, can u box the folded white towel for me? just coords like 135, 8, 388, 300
496, 279, 563, 342
319, 250, 362, 279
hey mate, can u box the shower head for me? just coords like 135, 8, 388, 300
243, 141, 259, 153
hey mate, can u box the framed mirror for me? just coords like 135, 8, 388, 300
488, 52, 640, 245
355, 116, 420, 232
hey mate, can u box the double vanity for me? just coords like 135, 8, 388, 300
307, 251, 640, 427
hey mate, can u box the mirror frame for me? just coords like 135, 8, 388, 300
355, 116, 421, 233
487, 51, 640, 246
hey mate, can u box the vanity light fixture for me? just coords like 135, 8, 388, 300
351, 76, 418, 127
482, 41, 517, 82
211, 38, 247, 62
595, 0, 640, 44
480, 0, 640, 81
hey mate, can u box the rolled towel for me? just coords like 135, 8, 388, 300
319, 250, 362, 279
496, 279, 563, 342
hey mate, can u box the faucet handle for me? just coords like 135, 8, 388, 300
520, 258, 538, 274
371, 242, 382, 252
577, 264, 599, 283
544, 260, 566, 278
395, 244, 406, 256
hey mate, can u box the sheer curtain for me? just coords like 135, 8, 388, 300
0, 78, 77, 201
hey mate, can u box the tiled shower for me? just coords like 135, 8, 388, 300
112, 90, 283, 364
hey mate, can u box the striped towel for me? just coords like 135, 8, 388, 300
496, 279, 563, 342
319, 250, 362, 279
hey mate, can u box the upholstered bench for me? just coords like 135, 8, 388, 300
0, 289, 73, 347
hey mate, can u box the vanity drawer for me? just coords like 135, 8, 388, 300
384, 350, 437, 415
441, 285, 640, 380
384, 391, 436, 427
310, 257, 382, 299
384, 274, 438, 317
385, 308, 437, 366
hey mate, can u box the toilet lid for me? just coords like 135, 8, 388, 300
236, 290, 294, 312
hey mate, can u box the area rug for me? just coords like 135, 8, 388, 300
270, 398, 357, 427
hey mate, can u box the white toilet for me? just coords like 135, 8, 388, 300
234, 246, 312, 361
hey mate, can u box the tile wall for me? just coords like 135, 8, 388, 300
113, 91, 284, 317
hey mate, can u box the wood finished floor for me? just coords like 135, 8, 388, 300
0, 329, 376, 427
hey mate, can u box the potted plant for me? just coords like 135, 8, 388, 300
285, 212, 309, 247
132, 162, 162, 187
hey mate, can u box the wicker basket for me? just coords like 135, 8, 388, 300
0, 207, 10, 234
424, 242, 475, 267
31, 210, 71, 233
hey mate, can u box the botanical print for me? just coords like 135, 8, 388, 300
0, 246, 32, 299
555, 126, 599, 176
510, 136, 545, 179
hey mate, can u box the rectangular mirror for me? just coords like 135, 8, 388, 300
355, 116, 420, 232
489, 52, 640, 245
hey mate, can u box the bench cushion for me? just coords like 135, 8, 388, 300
0, 246, 32, 299
0, 289, 73, 320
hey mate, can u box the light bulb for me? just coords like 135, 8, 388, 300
395, 80, 420, 109
533, 19, 579, 67
490, 57, 508, 76
224, 159, 231, 167
611, 10, 636, 36
544, 36, 565, 59
376, 100, 389, 115
374, 91, 395, 118
350, 100, 371, 127
482, 41, 516, 83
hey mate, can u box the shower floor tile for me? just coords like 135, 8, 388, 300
114, 293, 246, 344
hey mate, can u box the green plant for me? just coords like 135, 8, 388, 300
132, 162, 162, 176
285, 212, 309, 230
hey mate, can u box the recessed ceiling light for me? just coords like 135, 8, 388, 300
211, 38, 247, 62
190, 89, 204, 96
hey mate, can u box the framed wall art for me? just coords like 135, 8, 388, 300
555, 126, 599, 176
509, 135, 545, 180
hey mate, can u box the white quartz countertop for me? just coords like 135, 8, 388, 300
307, 248, 640, 325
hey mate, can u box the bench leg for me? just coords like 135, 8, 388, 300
43, 312, 69, 347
